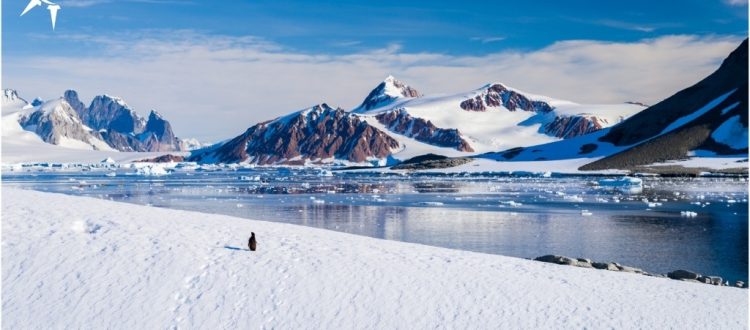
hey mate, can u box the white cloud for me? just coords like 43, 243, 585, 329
2, 33, 743, 142
724, 0, 748, 6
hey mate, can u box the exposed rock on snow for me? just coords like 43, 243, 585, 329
134, 154, 185, 163
84, 94, 147, 134
375, 109, 474, 152
390, 154, 473, 170
18, 99, 114, 151
541, 114, 608, 139
537, 255, 742, 289
460, 83, 554, 113
2, 89, 27, 106
6, 89, 186, 153
582, 38, 748, 170
353, 75, 422, 112
189, 104, 401, 165
63, 90, 183, 152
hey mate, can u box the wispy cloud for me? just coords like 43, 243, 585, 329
3, 32, 743, 141
330, 40, 362, 48
470, 36, 506, 44
593, 19, 656, 32
724, 0, 748, 6
59, 0, 194, 8
563, 17, 677, 33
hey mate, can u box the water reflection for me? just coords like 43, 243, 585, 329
2, 169, 747, 282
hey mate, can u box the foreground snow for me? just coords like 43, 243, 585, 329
2, 188, 747, 328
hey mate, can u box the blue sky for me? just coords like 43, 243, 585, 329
2, 0, 748, 140
3, 0, 747, 56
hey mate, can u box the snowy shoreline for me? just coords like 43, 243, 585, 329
2, 188, 747, 328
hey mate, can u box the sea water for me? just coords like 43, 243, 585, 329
3, 167, 747, 282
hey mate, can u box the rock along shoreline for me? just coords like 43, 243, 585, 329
533, 255, 747, 289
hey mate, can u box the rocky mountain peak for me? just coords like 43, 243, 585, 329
18, 98, 112, 151
353, 76, 422, 112
86, 94, 145, 134
460, 83, 554, 113
382, 76, 421, 98
63, 90, 87, 118
2, 89, 27, 106
189, 102, 400, 165
148, 110, 164, 120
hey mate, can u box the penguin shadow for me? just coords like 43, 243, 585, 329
223, 245, 250, 251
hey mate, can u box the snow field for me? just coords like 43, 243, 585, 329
2, 188, 747, 329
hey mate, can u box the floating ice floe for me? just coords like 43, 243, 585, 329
597, 177, 643, 194
134, 164, 170, 176
239, 175, 261, 181
642, 199, 662, 208
680, 211, 698, 217
581, 210, 593, 216
563, 195, 584, 203
418, 202, 444, 206
501, 201, 523, 207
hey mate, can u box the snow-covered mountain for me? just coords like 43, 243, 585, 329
483, 38, 748, 171
2, 89, 186, 155
352, 75, 422, 112
190, 76, 645, 165
18, 98, 114, 151
178, 137, 208, 151
189, 104, 400, 165
2, 89, 29, 114
64, 90, 183, 152
353, 79, 644, 153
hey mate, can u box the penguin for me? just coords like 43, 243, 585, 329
248, 232, 257, 251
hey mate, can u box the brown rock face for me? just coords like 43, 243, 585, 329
601, 38, 748, 147
189, 104, 401, 165
375, 109, 474, 152
582, 38, 748, 171
135, 154, 185, 163
460, 84, 554, 113
543, 115, 606, 139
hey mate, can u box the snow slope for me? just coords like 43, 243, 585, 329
2, 188, 746, 329
354, 80, 644, 154
712, 114, 748, 150
482, 90, 743, 162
